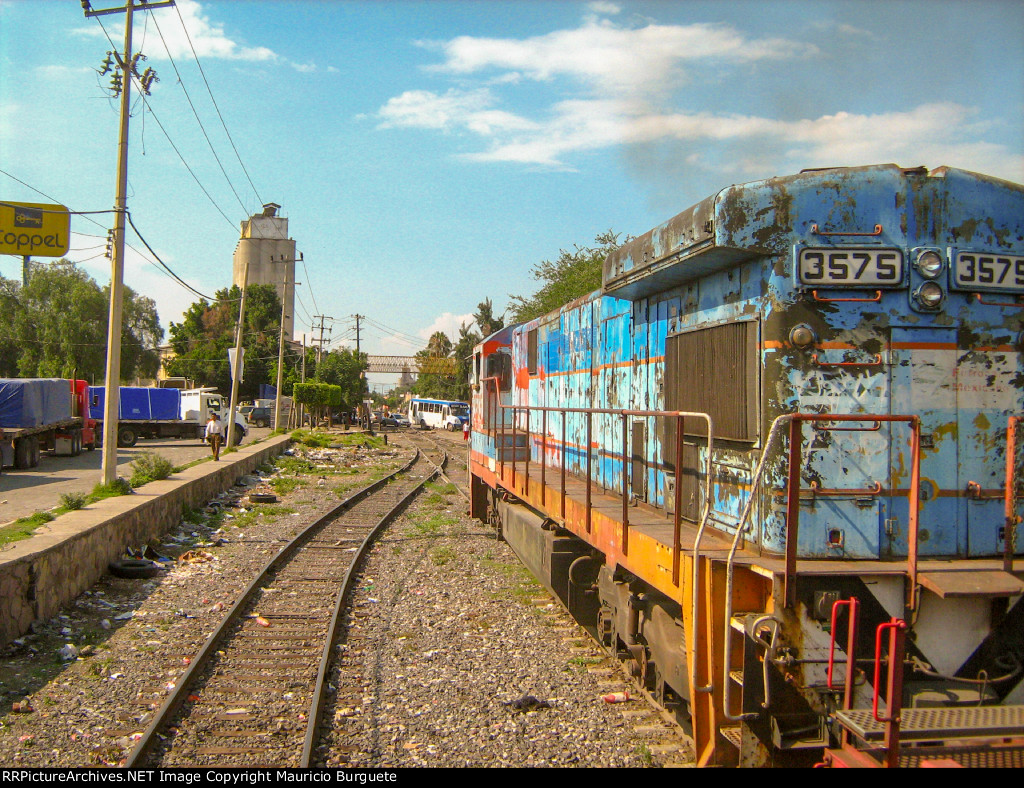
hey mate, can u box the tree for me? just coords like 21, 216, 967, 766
0, 276, 26, 377
313, 348, 366, 412
451, 321, 480, 402
474, 298, 504, 338
1, 259, 162, 382
412, 330, 462, 401
166, 284, 291, 399
293, 382, 343, 424
507, 230, 624, 323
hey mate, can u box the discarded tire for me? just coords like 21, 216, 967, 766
108, 559, 163, 579
249, 493, 278, 504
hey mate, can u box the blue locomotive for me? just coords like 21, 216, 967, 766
469, 164, 1024, 767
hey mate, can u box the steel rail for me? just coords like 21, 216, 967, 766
408, 430, 471, 502
300, 451, 445, 766
125, 449, 424, 768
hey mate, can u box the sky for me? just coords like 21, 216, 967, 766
1, 0, 1022, 390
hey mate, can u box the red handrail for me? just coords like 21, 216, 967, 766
872, 618, 907, 723
1006, 416, 1021, 572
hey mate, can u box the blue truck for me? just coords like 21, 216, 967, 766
89, 387, 248, 447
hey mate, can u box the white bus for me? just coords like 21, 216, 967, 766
408, 398, 470, 431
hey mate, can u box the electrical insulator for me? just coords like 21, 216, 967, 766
98, 53, 113, 76
140, 68, 159, 95
110, 72, 122, 94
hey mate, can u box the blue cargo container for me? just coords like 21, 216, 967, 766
87, 386, 244, 447
0, 378, 71, 429
0, 378, 85, 469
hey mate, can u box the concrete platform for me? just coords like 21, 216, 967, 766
0, 434, 291, 646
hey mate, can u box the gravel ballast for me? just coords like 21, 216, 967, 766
0, 433, 691, 768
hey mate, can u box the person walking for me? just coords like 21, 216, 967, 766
205, 412, 224, 461
463, 419, 470, 441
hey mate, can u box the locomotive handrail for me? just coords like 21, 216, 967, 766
873, 618, 908, 768
1005, 416, 1021, 573
493, 400, 715, 698
973, 292, 1024, 308
496, 401, 714, 545
807, 480, 883, 498
812, 420, 882, 432
811, 290, 883, 303
722, 412, 921, 723
810, 222, 883, 237
827, 596, 860, 747
966, 480, 1007, 500
873, 621, 904, 723
811, 353, 884, 368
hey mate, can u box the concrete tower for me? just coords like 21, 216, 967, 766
232, 203, 297, 339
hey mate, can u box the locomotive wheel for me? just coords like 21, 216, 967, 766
597, 607, 614, 648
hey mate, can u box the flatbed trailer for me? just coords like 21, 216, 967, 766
0, 378, 97, 471
0, 415, 91, 470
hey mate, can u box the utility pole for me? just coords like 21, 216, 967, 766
270, 254, 301, 431
83, 0, 173, 485
353, 314, 363, 354
274, 289, 289, 432
225, 257, 249, 449
312, 314, 334, 368
300, 334, 306, 427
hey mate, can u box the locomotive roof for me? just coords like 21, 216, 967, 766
602, 163, 1024, 300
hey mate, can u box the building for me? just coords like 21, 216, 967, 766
232, 203, 297, 340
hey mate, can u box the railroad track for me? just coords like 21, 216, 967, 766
403, 428, 470, 500
126, 448, 446, 768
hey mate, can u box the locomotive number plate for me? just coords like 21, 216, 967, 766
953, 252, 1024, 292
798, 248, 903, 287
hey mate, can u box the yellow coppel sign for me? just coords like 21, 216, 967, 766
0, 201, 71, 257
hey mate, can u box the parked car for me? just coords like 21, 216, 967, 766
371, 411, 399, 430
391, 412, 410, 428
247, 407, 272, 428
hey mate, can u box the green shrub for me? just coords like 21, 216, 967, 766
129, 452, 175, 487
289, 429, 333, 448
60, 491, 89, 510
276, 455, 318, 474
91, 478, 133, 500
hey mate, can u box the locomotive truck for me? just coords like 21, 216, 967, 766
0, 378, 97, 471
469, 164, 1024, 767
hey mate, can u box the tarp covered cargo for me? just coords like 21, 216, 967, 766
0, 379, 72, 429
88, 386, 183, 421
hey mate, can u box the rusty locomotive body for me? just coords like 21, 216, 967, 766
469, 164, 1024, 766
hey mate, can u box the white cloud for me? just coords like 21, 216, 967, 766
377, 88, 539, 135
74, 0, 315, 70
419, 312, 475, 343
379, 13, 1024, 183
431, 19, 816, 98
587, 1, 622, 16
153, 0, 278, 63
